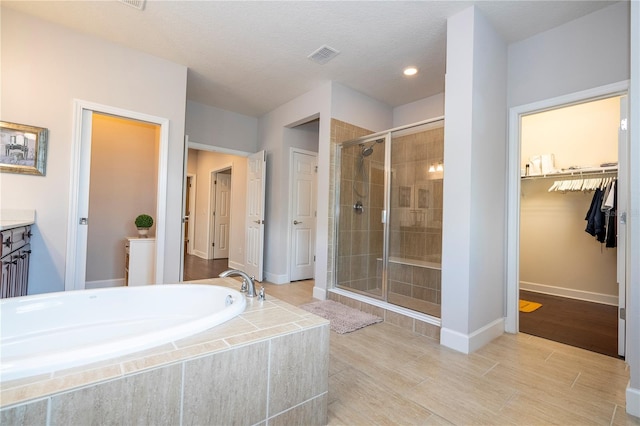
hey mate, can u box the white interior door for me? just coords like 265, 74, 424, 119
68, 108, 93, 291
290, 151, 317, 281
617, 95, 628, 357
186, 174, 196, 256
213, 172, 231, 259
180, 136, 190, 281
245, 150, 266, 281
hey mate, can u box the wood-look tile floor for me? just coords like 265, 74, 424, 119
260, 281, 638, 425
183, 257, 637, 426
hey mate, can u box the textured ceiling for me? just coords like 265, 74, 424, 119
3, 1, 618, 117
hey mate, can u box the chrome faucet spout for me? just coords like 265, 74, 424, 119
219, 269, 258, 297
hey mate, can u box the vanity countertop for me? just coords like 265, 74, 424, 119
0, 209, 35, 231
0, 219, 35, 231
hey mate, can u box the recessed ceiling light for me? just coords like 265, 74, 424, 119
403, 67, 418, 76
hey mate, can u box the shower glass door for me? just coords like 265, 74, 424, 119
387, 121, 444, 317
335, 135, 387, 298
334, 118, 444, 318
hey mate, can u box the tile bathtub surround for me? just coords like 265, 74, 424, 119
0, 278, 330, 425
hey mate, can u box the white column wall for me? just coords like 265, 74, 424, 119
440, 6, 508, 353
626, 0, 640, 417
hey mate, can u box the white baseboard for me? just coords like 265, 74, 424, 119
227, 260, 244, 270
520, 281, 618, 306
192, 250, 209, 259
313, 285, 327, 300
264, 271, 288, 284
440, 317, 504, 354
627, 385, 640, 418
85, 278, 125, 289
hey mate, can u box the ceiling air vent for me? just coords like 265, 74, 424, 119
308, 45, 340, 65
119, 0, 145, 10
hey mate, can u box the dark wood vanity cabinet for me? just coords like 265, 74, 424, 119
1, 225, 32, 298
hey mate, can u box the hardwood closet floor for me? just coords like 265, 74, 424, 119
519, 290, 619, 358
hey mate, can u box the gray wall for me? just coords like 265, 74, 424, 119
186, 100, 258, 152
508, 2, 629, 108
0, 7, 187, 293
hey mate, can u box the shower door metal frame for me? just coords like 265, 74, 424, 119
332, 116, 445, 304
333, 133, 390, 300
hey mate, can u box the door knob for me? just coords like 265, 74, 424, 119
293, 220, 302, 225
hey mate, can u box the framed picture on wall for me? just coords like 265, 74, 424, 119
416, 185, 430, 209
0, 121, 48, 176
398, 186, 412, 208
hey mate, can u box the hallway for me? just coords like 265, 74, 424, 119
182, 255, 228, 281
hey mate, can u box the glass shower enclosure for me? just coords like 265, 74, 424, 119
334, 119, 444, 318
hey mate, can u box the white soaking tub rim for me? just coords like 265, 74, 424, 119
0, 284, 246, 382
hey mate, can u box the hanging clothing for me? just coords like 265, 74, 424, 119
584, 180, 617, 247
585, 188, 606, 242
605, 181, 617, 248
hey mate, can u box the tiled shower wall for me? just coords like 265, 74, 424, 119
328, 118, 445, 325
337, 141, 385, 293
328, 119, 374, 291
386, 125, 444, 313
389, 126, 444, 264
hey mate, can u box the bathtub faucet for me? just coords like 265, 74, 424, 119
219, 269, 258, 298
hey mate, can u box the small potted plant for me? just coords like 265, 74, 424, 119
134, 214, 153, 238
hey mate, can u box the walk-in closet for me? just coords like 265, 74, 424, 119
518, 95, 626, 358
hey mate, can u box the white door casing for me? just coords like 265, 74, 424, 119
618, 95, 629, 357
66, 100, 168, 291
69, 108, 93, 291
213, 172, 231, 259
505, 82, 629, 357
290, 150, 317, 281
245, 150, 266, 281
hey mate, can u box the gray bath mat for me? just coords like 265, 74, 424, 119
300, 300, 382, 334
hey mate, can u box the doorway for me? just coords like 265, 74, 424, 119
506, 82, 629, 358
211, 168, 232, 260
181, 144, 251, 281
85, 113, 159, 289
65, 100, 169, 291
289, 149, 317, 282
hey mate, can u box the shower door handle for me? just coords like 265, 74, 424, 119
293, 220, 302, 225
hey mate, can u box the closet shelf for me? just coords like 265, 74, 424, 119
521, 166, 617, 180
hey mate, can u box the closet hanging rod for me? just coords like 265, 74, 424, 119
521, 166, 617, 180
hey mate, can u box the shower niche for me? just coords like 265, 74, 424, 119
334, 119, 444, 318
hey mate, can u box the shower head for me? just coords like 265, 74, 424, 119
360, 139, 383, 157
361, 145, 374, 157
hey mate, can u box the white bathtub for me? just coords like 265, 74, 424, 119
0, 284, 246, 382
